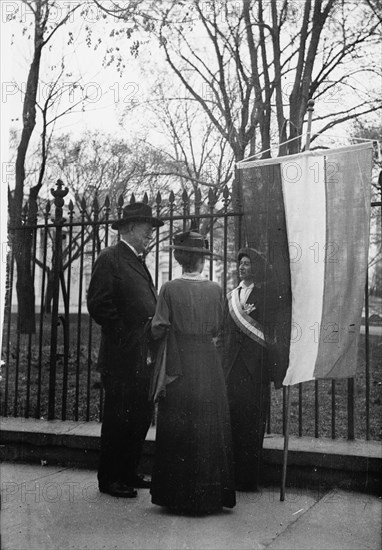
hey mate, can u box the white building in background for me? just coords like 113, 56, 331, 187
148, 244, 224, 290
10, 226, 227, 314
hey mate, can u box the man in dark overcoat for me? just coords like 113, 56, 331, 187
87, 202, 163, 498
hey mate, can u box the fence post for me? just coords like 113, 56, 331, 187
48, 179, 69, 420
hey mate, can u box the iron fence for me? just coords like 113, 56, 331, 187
1, 180, 381, 442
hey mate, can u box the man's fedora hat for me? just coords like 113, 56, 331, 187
170, 231, 212, 254
111, 202, 164, 230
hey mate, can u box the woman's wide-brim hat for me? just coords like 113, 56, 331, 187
237, 246, 268, 264
170, 231, 212, 255
111, 202, 164, 230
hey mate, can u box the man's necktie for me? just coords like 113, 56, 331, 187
138, 254, 153, 284
238, 286, 244, 306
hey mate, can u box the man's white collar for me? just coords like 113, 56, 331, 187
239, 281, 254, 290
120, 238, 139, 257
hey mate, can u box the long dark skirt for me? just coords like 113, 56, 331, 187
226, 358, 270, 490
150, 336, 236, 514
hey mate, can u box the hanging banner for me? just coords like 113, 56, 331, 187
237, 143, 373, 385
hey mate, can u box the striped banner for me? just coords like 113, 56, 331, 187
237, 143, 373, 385
228, 288, 267, 348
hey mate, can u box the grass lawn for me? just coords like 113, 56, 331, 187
1, 313, 381, 441
269, 333, 382, 440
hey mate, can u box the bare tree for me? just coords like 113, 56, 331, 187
93, 0, 381, 206
125, 80, 234, 194
127, 80, 235, 238
7, 0, 82, 332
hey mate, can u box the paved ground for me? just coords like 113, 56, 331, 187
1, 462, 381, 550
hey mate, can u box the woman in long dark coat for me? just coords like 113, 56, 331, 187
222, 247, 271, 491
149, 231, 236, 515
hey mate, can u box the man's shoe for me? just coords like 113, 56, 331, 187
99, 481, 138, 498
128, 474, 151, 489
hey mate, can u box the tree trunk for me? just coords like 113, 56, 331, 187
231, 143, 247, 252
288, 100, 304, 155
15, 240, 36, 333
10, 4, 44, 334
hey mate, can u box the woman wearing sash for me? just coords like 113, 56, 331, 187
149, 231, 236, 514
223, 247, 271, 491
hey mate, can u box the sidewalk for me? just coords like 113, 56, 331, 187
1, 462, 381, 550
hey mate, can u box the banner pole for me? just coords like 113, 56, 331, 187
280, 99, 315, 502
305, 99, 315, 151
280, 385, 291, 501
